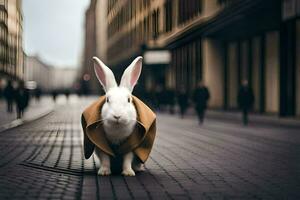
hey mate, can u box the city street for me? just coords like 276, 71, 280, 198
0, 96, 299, 200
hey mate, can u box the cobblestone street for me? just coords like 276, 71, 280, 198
0, 97, 299, 200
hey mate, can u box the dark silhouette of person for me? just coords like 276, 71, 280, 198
0, 82, 3, 100
166, 87, 176, 114
193, 81, 210, 124
148, 87, 158, 111
52, 90, 58, 102
35, 87, 42, 102
65, 90, 70, 100
80, 79, 90, 96
160, 87, 169, 112
177, 85, 189, 118
3, 80, 15, 113
238, 80, 254, 126
15, 82, 30, 119
154, 85, 163, 111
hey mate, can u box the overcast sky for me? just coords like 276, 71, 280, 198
23, 0, 90, 68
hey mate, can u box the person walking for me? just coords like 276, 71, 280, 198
34, 87, 42, 102
64, 89, 70, 100
15, 82, 30, 119
177, 85, 189, 118
52, 90, 58, 102
193, 81, 210, 124
0, 81, 3, 100
238, 80, 254, 126
154, 85, 163, 111
166, 87, 176, 114
3, 80, 15, 113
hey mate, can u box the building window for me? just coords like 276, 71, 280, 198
178, 0, 202, 25
152, 9, 159, 39
164, 0, 173, 32
218, 0, 239, 7
282, 0, 300, 21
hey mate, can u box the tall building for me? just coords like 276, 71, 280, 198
7, 0, 24, 80
96, 0, 107, 62
0, 0, 8, 82
106, 0, 300, 117
79, 0, 107, 94
0, 0, 24, 84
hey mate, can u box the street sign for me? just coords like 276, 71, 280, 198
143, 50, 171, 65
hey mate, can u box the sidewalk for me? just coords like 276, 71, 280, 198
0, 96, 54, 132
206, 110, 300, 128
167, 106, 300, 128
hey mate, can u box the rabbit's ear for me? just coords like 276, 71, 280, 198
93, 57, 117, 92
120, 56, 143, 92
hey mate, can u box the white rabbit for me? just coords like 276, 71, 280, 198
93, 56, 145, 176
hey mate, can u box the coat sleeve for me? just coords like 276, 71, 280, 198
81, 114, 95, 159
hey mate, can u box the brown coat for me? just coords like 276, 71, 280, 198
81, 96, 156, 163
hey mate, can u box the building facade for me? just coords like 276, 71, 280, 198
25, 55, 52, 92
79, 0, 107, 94
0, 0, 24, 85
51, 67, 77, 91
106, 0, 300, 117
0, 0, 8, 83
25, 55, 78, 93
7, 0, 24, 80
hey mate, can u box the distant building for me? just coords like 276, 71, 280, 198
79, 0, 98, 94
79, 0, 107, 94
106, 0, 300, 117
51, 67, 77, 91
25, 55, 52, 92
25, 55, 78, 93
95, 0, 107, 62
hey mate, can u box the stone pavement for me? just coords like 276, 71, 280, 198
0, 96, 54, 132
0, 96, 299, 200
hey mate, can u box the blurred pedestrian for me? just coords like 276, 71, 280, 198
238, 80, 254, 126
154, 85, 163, 111
148, 87, 157, 110
160, 87, 169, 112
177, 85, 189, 118
52, 90, 58, 102
193, 81, 210, 124
65, 89, 70, 100
3, 80, 15, 113
0, 81, 3, 100
166, 87, 176, 114
15, 82, 30, 119
35, 87, 42, 102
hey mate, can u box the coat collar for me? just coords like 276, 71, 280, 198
84, 95, 156, 133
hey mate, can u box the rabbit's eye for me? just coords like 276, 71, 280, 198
128, 98, 130, 103
106, 97, 110, 103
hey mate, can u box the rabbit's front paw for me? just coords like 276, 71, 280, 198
98, 166, 111, 176
122, 168, 135, 176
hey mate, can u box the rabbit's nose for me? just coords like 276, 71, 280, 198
113, 115, 121, 120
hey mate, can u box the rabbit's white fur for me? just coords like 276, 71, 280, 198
101, 87, 137, 144
93, 56, 144, 176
